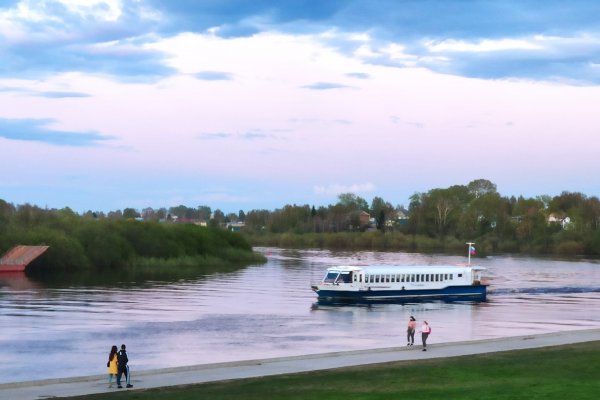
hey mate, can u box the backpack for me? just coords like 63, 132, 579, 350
117, 350, 128, 365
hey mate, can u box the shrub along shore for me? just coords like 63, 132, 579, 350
0, 207, 266, 276
243, 230, 540, 257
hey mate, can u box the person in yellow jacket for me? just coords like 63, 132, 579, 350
107, 345, 118, 388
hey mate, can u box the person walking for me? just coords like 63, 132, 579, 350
406, 316, 416, 346
106, 345, 118, 388
116, 344, 133, 388
421, 321, 431, 351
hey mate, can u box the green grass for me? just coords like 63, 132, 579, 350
68, 341, 600, 400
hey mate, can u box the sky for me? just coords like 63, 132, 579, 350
1, 0, 600, 214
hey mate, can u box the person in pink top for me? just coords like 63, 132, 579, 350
406, 316, 416, 346
421, 321, 431, 351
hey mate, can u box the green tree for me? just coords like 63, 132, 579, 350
198, 206, 212, 221
169, 205, 197, 220
244, 209, 270, 231
337, 193, 369, 212
211, 209, 225, 227
467, 179, 497, 198
371, 196, 395, 231
123, 208, 140, 219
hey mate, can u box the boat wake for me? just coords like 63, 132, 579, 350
491, 286, 600, 295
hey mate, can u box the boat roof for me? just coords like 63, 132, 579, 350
326, 265, 484, 273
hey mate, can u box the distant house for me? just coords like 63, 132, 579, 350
396, 208, 409, 220
359, 211, 371, 227
227, 221, 245, 232
395, 207, 409, 226
547, 213, 571, 228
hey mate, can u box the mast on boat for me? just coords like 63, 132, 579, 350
466, 242, 475, 265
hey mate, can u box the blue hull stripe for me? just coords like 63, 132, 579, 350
315, 285, 487, 301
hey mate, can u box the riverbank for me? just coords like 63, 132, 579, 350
2, 328, 599, 400
243, 231, 598, 258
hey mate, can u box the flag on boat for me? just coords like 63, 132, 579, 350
469, 246, 476, 255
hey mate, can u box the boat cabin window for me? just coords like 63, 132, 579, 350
324, 272, 339, 283
444, 274, 448, 280
386, 274, 391, 283
458, 273, 463, 278
336, 272, 352, 283
391, 275, 396, 283
411, 274, 415, 282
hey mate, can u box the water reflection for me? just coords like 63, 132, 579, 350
24, 262, 250, 288
1, 247, 600, 384
0, 273, 39, 290
313, 298, 485, 307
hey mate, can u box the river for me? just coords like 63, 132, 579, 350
1, 247, 600, 383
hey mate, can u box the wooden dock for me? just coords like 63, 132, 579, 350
0, 245, 49, 272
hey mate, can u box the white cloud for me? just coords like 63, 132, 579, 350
313, 183, 376, 196
353, 44, 379, 58
425, 38, 542, 53
57, 0, 123, 21
3, 14, 600, 212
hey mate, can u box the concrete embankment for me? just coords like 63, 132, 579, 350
2, 329, 599, 400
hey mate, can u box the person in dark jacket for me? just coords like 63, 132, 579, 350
116, 344, 133, 388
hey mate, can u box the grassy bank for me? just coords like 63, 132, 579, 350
1, 219, 267, 272
244, 231, 492, 255
68, 341, 600, 400
244, 230, 600, 257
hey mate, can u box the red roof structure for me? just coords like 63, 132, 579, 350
0, 245, 49, 272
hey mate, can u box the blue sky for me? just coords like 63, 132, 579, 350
1, 0, 600, 213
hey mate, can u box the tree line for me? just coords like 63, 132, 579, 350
3, 178, 600, 257
0, 200, 264, 272
243, 179, 600, 256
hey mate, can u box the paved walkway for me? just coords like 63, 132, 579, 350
2, 328, 599, 400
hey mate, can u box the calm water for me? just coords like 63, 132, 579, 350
1, 248, 600, 383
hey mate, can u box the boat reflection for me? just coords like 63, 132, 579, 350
312, 296, 485, 309
0, 272, 39, 290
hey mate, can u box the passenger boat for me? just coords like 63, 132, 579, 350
311, 264, 487, 302
311, 243, 487, 302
